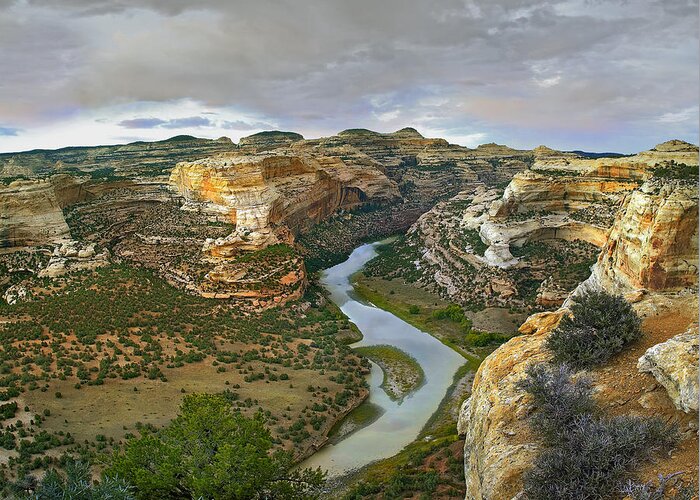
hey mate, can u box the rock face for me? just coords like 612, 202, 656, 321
459, 326, 551, 499
458, 142, 699, 499
591, 180, 698, 293
170, 153, 400, 255
0, 177, 75, 248
638, 328, 699, 413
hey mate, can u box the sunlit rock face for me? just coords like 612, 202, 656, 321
458, 143, 699, 500
638, 327, 699, 413
0, 175, 88, 248
592, 180, 698, 293
170, 153, 400, 256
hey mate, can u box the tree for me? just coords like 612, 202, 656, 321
106, 394, 325, 499
21, 460, 134, 499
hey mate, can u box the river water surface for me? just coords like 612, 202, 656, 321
300, 242, 466, 477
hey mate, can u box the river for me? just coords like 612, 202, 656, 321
300, 242, 467, 477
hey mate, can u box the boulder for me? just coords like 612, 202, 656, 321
638, 328, 699, 413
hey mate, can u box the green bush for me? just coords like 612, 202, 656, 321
107, 394, 325, 499
546, 290, 641, 368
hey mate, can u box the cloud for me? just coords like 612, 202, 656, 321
0, 0, 697, 152
160, 116, 212, 128
220, 120, 273, 130
117, 117, 167, 129
117, 114, 272, 131
0, 126, 20, 136
657, 106, 699, 123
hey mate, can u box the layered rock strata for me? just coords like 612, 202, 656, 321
170, 153, 400, 255
458, 149, 699, 498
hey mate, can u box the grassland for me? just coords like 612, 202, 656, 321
351, 274, 520, 362
353, 345, 424, 401
0, 264, 371, 484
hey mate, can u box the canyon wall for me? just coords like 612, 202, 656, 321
458, 145, 699, 498
0, 175, 87, 248
589, 180, 698, 293
169, 153, 400, 255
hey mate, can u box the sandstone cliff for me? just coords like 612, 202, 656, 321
0, 175, 86, 248
458, 151, 699, 498
169, 153, 400, 255
585, 179, 698, 294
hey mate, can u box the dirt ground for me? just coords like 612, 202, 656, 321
19, 359, 366, 459
592, 303, 699, 492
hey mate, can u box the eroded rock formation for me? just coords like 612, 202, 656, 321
589, 180, 698, 293
170, 153, 400, 255
0, 176, 82, 248
458, 142, 698, 498
638, 328, 699, 413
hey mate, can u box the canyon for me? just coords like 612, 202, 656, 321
0, 130, 697, 498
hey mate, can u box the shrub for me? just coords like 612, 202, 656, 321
620, 472, 696, 500
523, 414, 679, 500
546, 290, 641, 368
517, 364, 595, 444
519, 362, 679, 500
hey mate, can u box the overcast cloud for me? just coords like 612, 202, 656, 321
0, 0, 697, 152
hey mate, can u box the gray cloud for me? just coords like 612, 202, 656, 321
0, 126, 20, 136
160, 116, 212, 129
0, 0, 697, 151
117, 115, 271, 130
118, 118, 167, 129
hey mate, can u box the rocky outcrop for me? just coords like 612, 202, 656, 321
0, 177, 74, 248
492, 170, 636, 217
638, 328, 699, 413
38, 240, 110, 278
458, 142, 699, 499
587, 180, 698, 294
170, 153, 400, 255
532, 139, 698, 180
238, 131, 304, 151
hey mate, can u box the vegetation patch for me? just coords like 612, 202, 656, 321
546, 290, 642, 369
353, 345, 424, 401
518, 363, 678, 500
651, 161, 698, 183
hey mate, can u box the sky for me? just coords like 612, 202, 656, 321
0, 0, 697, 153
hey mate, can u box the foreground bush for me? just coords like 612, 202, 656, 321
13, 460, 134, 499
107, 394, 325, 500
621, 472, 696, 500
517, 364, 595, 444
546, 290, 641, 368
520, 364, 679, 500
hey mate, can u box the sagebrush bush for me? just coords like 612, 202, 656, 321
620, 472, 696, 500
546, 290, 642, 368
523, 414, 678, 500
519, 362, 680, 500
517, 364, 596, 444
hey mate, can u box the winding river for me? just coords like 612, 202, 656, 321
300, 242, 466, 477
